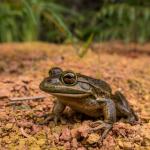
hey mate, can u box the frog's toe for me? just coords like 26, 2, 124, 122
90, 120, 104, 127
101, 123, 112, 140
40, 114, 61, 125
38, 114, 54, 125
122, 116, 139, 125
35, 113, 66, 125
33, 113, 50, 119
90, 121, 113, 140
33, 113, 53, 125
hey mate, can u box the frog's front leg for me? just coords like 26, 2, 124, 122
90, 98, 116, 140
39, 100, 66, 125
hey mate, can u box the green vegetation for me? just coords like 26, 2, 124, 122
0, 0, 150, 43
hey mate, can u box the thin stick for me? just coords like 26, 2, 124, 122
0, 96, 8, 99
20, 127, 30, 138
9, 95, 46, 102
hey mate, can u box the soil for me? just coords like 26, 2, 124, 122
0, 42, 150, 150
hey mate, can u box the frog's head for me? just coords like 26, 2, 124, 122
40, 67, 92, 97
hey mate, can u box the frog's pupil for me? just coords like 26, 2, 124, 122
63, 73, 76, 84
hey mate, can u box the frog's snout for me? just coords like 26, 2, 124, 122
39, 77, 54, 91
39, 78, 48, 91
39, 80, 44, 91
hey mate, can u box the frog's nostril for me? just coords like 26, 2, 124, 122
45, 77, 52, 83
47, 79, 51, 82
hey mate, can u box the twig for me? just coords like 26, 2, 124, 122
9, 95, 46, 102
0, 96, 8, 99
20, 127, 30, 138
6, 101, 22, 106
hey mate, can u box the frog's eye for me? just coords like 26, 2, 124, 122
49, 67, 62, 77
61, 72, 77, 85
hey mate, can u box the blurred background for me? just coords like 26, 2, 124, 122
0, 0, 150, 44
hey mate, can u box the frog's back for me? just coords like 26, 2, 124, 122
87, 76, 112, 94
79, 74, 112, 95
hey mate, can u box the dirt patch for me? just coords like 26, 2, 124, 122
0, 42, 150, 149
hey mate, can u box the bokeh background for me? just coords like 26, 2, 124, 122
1, 0, 150, 43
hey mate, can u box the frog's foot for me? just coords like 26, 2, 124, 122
120, 107, 139, 125
90, 120, 113, 140
35, 113, 66, 125
121, 116, 139, 125
33, 113, 50, 119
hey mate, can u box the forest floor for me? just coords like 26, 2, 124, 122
0, 42, 150, 150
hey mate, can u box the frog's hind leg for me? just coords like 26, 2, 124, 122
113, 91, 138, 124
90, 98, 116, 140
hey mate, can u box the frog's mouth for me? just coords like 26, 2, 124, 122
50, 92, 90, 98
39, 81, 91, 97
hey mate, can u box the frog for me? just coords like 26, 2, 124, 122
39, 67, 138, 140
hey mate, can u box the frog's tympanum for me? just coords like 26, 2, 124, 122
40, 67, 138, 140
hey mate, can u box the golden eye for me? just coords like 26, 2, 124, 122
61, 72, 77, 85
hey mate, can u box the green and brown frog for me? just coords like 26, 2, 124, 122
39, 67, 138, 140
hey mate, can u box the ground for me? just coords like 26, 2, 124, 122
0, 42, 150, 150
